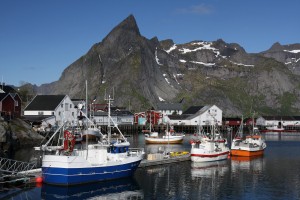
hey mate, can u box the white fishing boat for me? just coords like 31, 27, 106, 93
145, 125, 184, 144
190, 121, 230, 162
265, 124, 285, 132
35, 94, 144, 185
82, 124, 101, 141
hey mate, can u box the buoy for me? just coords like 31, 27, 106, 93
36, 181, 42, 188
35, 176, 43, 183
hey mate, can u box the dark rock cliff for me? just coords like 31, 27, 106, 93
32, 15, 300, 116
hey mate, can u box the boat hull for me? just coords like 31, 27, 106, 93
145, 138, 183, 144
230, 149, 264, 157
191, 151, 229, 162
42, 160, 141, 185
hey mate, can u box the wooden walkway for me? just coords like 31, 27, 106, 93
138, 154, 191, 168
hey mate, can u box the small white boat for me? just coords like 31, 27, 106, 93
265, 125, 285, 132
145, 127, 184, 144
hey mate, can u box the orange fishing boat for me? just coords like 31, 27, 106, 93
230, 135, 266, 157
231, 116, 267, 157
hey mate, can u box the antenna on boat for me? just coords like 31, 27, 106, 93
104, 88, 126, 142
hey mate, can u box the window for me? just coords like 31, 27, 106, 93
61, 104, 63, 108
70, 104, 72, 108
65, 103, 69, 111
15, 100, 18, 106
72, 112, 74, 116
38, 111, 44, 115
58, 111, 61, 116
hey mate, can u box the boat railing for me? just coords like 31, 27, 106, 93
0, 157, 37, 175
128, 148, 145, 157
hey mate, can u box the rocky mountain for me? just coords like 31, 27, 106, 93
261, 42, 300, 75
32, 15, 300, 117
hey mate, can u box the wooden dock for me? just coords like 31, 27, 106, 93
138, 154, 191, 168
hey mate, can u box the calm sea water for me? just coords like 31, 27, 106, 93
1, 132, 300, 200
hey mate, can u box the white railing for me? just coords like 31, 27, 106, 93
128, 148, 145, 157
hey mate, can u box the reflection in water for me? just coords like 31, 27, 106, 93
41, 177, 143, 200
264, 132, 300, 141
231, 156, 264, 173
190, 160, 229, 200
5, 134, 300, 199
191, 160, 229, 178
0, 184, 41, 200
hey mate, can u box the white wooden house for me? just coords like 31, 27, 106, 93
90, 110, 134, 126
24, 95, 77, 128
256, 116, 300, 127
168, 105, 222, 126
156, 103, 183, 124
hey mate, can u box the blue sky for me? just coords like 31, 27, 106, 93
1, 0, 299, 86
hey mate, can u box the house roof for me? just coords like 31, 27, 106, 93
0, 85, 16, 93
25, 95, 66, 111
23, 115, 55, 122
261, 116, 296, 121
168, 114, 190, 120
223, 117, 242, 121
0, 93, 11, 101
156, 103, 183, 111
182, 106, 204, 115
93, 110, 134, 117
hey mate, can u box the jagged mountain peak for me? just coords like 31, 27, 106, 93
102, 14, 141, 44
35, 15, 300, 116
266, 42, 284, 52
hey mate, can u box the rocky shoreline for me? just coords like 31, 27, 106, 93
0, 117, 44, 157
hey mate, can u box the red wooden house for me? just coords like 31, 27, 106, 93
134, 112, 145, 124
222, 117, 242, 126
0, 93, 15, 118
134, 110, 163, 125
0, 84, 22, 118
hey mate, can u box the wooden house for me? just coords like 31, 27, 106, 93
167, 105, 223, 126
24, 95, 77, 129
222, 117, 242, 126
256, 116, 300, 127
156, 102, 183, 116
134, 112, 146, 125
0, 84, 22, 118
90, 110, 134, 126
0, 93, 15, 119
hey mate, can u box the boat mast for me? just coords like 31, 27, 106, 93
107, 94, 111, 143
105, 89, 127, 142
85, 80, 88, 158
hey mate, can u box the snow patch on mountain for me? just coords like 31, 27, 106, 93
190, 61, 215, 66
229, 60, 254, 67
165, 44, 177, 53
178, 41, 220, 57
284, 49, 300, 54
155, 48, 163, 66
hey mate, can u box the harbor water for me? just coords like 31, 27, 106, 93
1, 132, 300, 200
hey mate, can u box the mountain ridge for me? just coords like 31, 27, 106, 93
24, 15, 300, 116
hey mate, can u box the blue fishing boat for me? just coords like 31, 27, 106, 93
35, 95, 144, 185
